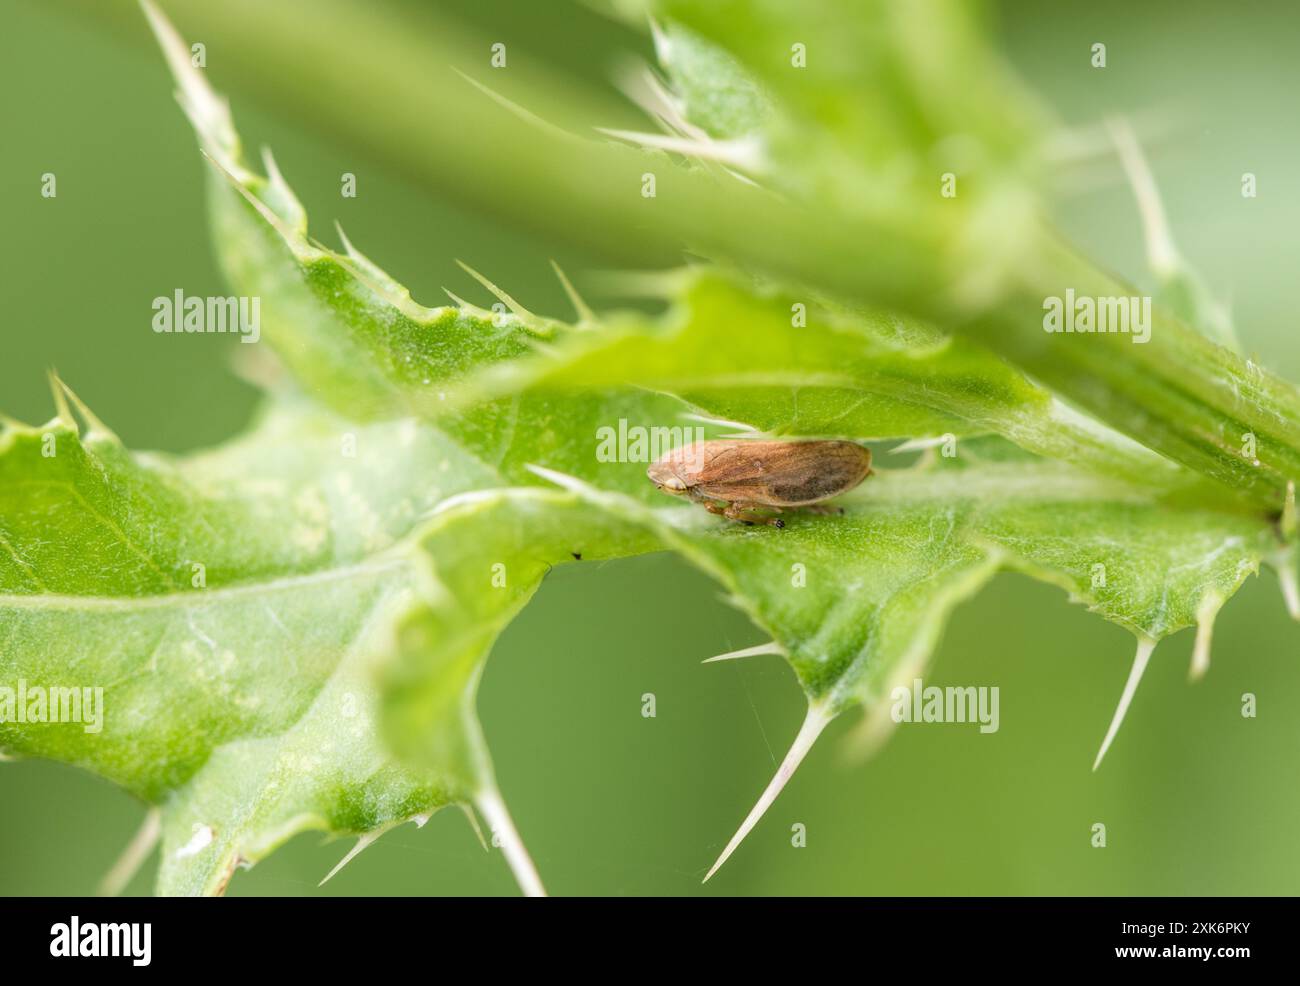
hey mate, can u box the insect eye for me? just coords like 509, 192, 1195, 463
665, 476, 686, 492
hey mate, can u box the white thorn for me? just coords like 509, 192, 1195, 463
1190, 623, 1212, 682
550, 260, 596, 324
678, 411, 759, 434
1190, 592, 1223, 682
458, 804, 488, 851
1045, 114, 1180, 169
334, 221, 360, 259
703, 641, 786, 664
456, 260, 530, 317
99, 808, 161, 897
1279, 561, 1300, 621
1093, 636, 1157, 771
138, 0, 236, 161
452, 69, 574, 142
47, 374, 120, 444
595, 127, 763, 171
319, 831, 381, 887
703, 702, 833, 883
525, 463, 587, 493
1107, 118, 1179, 279
475, 785, 547, 897
201, 150, 314, 259
260, 146, 287, 192
47, 369, 75, 431
258, 147, 306, 225
889, 435, 952, 454
611, 60, 702, 141
649, 17, 672, 65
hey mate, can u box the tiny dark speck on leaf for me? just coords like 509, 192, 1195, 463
571, 552, 582, 560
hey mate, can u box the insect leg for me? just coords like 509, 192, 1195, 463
723, 501, 785, 528
684, 487, 731, 517
700, 498, 731, 517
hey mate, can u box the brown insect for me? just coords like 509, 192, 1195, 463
647, 440, 872, 527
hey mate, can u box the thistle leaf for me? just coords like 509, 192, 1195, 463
158, 23, 1286, 880
0, 395, 510, 894
465, 268, 1201, 492
10, 0, 1296, 896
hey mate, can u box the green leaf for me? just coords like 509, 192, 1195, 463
1107, 117, 1241, 354
652, 0, 1046, 164
466, 267, 1200, 492
14, 1, 1296, 896
0, 385, 515, 893
642, 2, 1300, 509
380, 489, 658, 772
72, 0, 1300, 510
525, 444, 1280, 874
0, 14, 732, 895
176, 49, 1183, 504
154, 7, 1292, 883
653, 22, 772, 141
647, 0, 1048, 264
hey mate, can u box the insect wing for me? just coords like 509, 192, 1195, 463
695, 441, 870, 506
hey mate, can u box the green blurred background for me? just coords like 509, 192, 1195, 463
2, 0, 1298, 895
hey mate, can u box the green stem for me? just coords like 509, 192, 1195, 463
969, 233, 1300, 512
73, 0, 1300, 511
